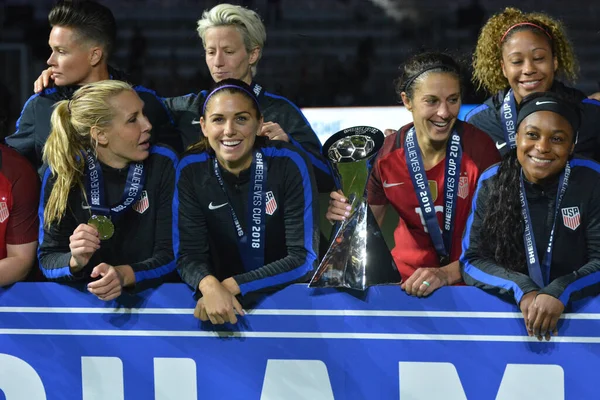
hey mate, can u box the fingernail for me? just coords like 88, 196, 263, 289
344, 211, 349, 216
345, 206, 351, 211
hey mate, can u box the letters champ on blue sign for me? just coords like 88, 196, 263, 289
0, 283, 598, 399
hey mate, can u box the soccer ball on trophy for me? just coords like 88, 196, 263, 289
327, 134, 376, 163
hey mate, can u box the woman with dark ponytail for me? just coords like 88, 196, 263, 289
461, 92, 600, 341
327, 52, 501, 297
175, 78, 319, 325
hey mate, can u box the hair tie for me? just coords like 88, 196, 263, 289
202, 84, 260, 115
500, 22, 552, 44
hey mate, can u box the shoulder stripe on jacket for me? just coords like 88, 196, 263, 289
465, 104, 489, 121
151, 144, 179, 166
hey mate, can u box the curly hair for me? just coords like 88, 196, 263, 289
479, 150, 527, 272
473, 7, 578, 95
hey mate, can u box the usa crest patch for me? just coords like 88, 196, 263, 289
458, 176, 469, 199
265, 191, 277, 215
0, 202, 8, 223
561, 207, 580, 231
133, 190, 149, 214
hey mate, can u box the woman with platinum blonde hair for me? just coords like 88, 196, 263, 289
164, 3, 333, 192
39, 80, 178, 301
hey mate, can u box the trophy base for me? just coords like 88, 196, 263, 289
309, 201, 401, 291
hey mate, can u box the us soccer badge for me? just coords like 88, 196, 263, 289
265, 191, 277, 215
561, 207, 581, 231
133, 191, 150, 214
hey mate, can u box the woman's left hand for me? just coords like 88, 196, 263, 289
87, 263, 125, 301
527, 294, 564, 341
259, 121, 290, 142
401, 267, 449, 297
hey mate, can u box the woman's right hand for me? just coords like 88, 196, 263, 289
325, 190, 351, 223
33, 68, 54, 93
197, 276, 244, 325
519, 290, 539, 336
69, 223, 101, 271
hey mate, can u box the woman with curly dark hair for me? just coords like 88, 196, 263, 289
461, 92, 600, 341
466, 7, 600, 161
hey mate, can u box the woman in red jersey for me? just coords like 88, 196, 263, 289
327, 52, 501, 297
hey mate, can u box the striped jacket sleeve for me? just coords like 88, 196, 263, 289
459, 166, 540, 305
232, 147, 319, 295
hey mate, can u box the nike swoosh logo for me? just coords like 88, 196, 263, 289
191, 119, 201, 125
496, 141, 507, 150
383, 181, 404, 188
535, 101, 557, 106
208, 202, 228, 210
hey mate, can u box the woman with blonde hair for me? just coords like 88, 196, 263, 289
466, 7, 600, 161
38, 80, 178, 301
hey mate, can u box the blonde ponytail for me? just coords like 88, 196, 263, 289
42, 80, 133, 227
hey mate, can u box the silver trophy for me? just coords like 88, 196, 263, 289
309, 126, 400, 290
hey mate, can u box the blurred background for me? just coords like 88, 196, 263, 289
0, 0, 598, 140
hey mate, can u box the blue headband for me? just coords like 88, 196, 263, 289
202, 84, 261, 115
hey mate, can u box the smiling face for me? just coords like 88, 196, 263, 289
204, 26, 259, 85
402, 71, 461, 145
516, 110, 574, 185
501, 29, 558, 104
95, 90, 152, 168
47, 26, 98, 86
200, 91, 263, 174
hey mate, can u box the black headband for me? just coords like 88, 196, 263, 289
516, 95, 581, 133
403, 63, 457, 92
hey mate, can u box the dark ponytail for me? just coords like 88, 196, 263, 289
479, 149, 527, 271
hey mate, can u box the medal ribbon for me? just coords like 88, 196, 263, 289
404, 126, 462, 261
84, 150, 147, 218
500, 89, 518, 149
519, 162, 570, 287
212, 150, 266, 271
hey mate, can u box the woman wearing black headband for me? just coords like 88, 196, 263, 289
175, 79, 319, 325
38, 80, 178, 301
466, 7, 600, 161
461, 92, 600, 341
327, 52, 500, 297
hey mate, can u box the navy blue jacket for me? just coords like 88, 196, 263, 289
174, 141, 319, 297
460, 158, 600, 306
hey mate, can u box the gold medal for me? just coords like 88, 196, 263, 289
88, 215, 115, 240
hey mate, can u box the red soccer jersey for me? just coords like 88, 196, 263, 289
0, 144, 40, 260
368, 122, 501, 281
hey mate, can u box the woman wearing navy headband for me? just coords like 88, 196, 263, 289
38, 80, 178, 301
461, 92, 600, 341
467, 7, 600, 161
175, 79, 319, 325
327, 52, 500, 297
